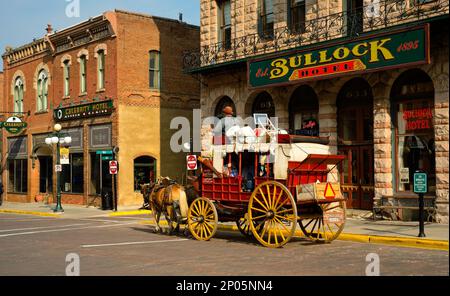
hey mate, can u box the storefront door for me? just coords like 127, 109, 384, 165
38, 156, 53, 193
339, 146, 374, 209
337, 78, 374, 210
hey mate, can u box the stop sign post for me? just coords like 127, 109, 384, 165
186, 155, 197, 170
109, 160, 118, 175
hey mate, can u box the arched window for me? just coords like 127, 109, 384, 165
63, 60, 70, 97
97, 50, 105, 90
134, 156, 156, 191
289, 85, 319, 135
79, 55, 87, 94
149, 50, 160, 89
14, 77, 24, 113
214, 96, 236, 118
391, 69, 435, 193
252, 91, 275, 119
37, 70, 48, 112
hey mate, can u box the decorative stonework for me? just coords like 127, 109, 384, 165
94, 43, 108, 57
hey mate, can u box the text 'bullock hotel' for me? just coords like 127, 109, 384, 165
182, 0, 449, 222
1, 10, 199, 207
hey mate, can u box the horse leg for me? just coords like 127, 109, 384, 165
164, 210, 174, 235
151, 204, 161, 233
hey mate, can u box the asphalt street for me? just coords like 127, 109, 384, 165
0, 213, 448, 276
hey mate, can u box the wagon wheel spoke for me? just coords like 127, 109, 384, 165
253, 195, 269, 211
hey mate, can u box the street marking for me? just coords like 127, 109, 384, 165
81, 239, 189, 248
0, 223, 89, 233
0, 222, 137, 238
77, 218, 125, 223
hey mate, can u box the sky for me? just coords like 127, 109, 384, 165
0, 0, 200, 70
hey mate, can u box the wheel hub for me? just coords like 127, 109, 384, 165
266, 210, 275, 219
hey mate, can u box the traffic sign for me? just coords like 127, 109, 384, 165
109, 160, 118, 175
102, 156, 113, 161
324, 183, 336, 200
186, 155, 198, 170
55, 164, 62, 172
414, 172, 427, 193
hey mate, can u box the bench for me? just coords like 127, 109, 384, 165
372, 195, 436, 222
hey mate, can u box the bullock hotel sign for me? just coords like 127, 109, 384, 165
248, 25, 429, 88
54, 100, 114, 121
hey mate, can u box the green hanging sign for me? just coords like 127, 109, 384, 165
0, 116, 28, 134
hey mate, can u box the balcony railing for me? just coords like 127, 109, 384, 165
183, 0, 449, 71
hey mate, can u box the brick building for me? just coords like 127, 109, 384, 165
1, 10, 199, 207
184, 0, 449, 222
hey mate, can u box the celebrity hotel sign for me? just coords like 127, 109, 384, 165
54, 100, 114, 121
249, 25, 429, 88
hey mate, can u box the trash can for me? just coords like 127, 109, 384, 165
101, 191, 113, 210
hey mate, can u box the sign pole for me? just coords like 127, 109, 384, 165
413, 170, 427, 238
418, 192, 425, 237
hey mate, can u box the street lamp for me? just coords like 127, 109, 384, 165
45, 124, 72, 213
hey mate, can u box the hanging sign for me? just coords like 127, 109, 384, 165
400, 168, 410, 184
54, 100, 114, 121
60, 147, 70, 165
0, 117, 28, 134
248, 25, 429, 88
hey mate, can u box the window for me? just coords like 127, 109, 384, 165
289, 86, 319, 136
252, 92, 275, 119
289, 0, 305, 33
391, 69, 435, 194
218, 0, 232, 50
8, 159, 28, 193
61, 153, 84, 193
80, 55, 87, 94
63, 60, 70, 97
97, 50, 105, 90
214, 96, 236, 118
149, 51, 160, 89
134, 156, 156, 191
258, 0, 274, 39
14, 77, 24, 114
37, 70, 48, 112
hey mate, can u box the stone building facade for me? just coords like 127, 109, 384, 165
2, 10, 199, 207
185, 0, 449, 222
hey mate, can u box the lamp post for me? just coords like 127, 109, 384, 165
45, 124, 72, 213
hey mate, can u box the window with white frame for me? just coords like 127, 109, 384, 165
63, 60, 70, 97
13, 77, 24, 114
37, 70, 48, 112
149, 50, 160, 89
80, 55, 87, 94
97, 50, 105, 90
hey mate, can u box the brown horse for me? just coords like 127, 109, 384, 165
141, 178, 190, 235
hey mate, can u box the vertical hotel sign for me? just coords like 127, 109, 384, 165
248, 25, 429, 88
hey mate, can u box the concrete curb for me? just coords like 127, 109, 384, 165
109, 210, 152, 217
138, 220, 449, 251
0, 209, 60, 218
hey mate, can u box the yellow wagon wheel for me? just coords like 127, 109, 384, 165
188, 197, 218, 241
299, 200, 346, 243
248, 181, 297, 248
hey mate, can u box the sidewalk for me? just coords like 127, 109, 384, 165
0, 201, 448, 250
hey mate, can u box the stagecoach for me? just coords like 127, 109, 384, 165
186, 115, 347, 248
